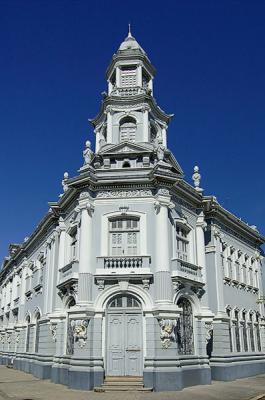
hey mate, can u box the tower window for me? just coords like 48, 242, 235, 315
120, 117, 136, 142
120, 66, 137, 87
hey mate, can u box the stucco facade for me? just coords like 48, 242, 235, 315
0, 31, 264, 392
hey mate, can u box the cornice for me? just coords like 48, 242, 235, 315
90, 94, 172, 127
106, 50, 156, 79
203, 196, 265, 245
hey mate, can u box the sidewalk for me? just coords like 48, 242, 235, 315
0, 366, 264, 400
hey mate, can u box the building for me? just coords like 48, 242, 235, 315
0, 30, 265, 392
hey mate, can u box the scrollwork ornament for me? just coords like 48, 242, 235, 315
71, 319, 89, 348
50, 323, 57, 342
205, 321, 213, 344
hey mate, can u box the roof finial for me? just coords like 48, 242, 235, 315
128, 22, 132, 38
192, 165, 203, 194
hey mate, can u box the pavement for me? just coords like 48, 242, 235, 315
0, 366, 264, 400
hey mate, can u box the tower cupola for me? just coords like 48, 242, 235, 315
91, 28, 173, 153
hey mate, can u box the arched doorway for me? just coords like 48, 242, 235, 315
106, 294, 143, 376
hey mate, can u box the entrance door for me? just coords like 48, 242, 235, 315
106, 295, 142, 376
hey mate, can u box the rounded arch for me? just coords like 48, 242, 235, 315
33, 307, 42, 322
173, 287, 201, 315
25, 311, 31, 324
94, 283, 153, 313
117, 112, 139, 125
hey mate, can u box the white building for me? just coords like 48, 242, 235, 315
0, 31, 264, 392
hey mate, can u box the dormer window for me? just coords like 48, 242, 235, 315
120, 117, 136, 142
120, 66, 137, 87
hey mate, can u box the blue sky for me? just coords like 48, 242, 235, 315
0, 0, 264, 260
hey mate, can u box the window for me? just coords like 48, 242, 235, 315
249, 313, 255, 352
70, 229, 78, 261
234, 310, 241, 352
176, 226, 189, 261
120, 117, 136, 142
227, 308, 233, 352
242, 311, 248, 352
25, 316, 30, 352
256, 313, 261, 352
120, 66, 137, 87
35, 312, 40, 353
109, 218, 139, 256
177, 298, 194, 355
108, 295, 141, 309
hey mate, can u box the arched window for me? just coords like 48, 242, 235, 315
249, 313, 255, 352
177, 298, 194, 355
35, 312, 41, 353
120, 117, 136, 143
226, 308, 233, 352
242, 311, 248, 352
107, 294, 141, 309
234, 310, 241, 352
122, 161, 131, 168
25, 315, 30, 353
255, 313, 261, 352
109, 217, 139, 256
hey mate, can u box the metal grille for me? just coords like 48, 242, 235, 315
177, 298, 194, 355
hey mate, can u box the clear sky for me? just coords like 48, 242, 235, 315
0, 0, 264, 261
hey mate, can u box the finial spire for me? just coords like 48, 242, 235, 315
192, 165, 203, 193
128, 23, 132, 38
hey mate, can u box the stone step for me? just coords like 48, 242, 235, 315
102, 381, 144, 387
94, 386, 153, 392
104, 376, 143, 382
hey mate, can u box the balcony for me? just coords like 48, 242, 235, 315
96, 256, 152, 278
171, 258, 204, 285
58, 260, 79, 287
111, 86, 147, 97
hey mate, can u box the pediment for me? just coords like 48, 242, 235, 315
99, 141, 152, 155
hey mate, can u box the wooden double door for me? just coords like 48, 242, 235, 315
106, 296, 143, 376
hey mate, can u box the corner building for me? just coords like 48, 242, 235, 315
0, 32, 265, 392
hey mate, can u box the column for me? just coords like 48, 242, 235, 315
213, 229, 226, 317
77, 195, 94, 306
49, 231, 60, 313
196, 212, 209, 309
137, 64, 142, 87
54, 222, 66, 311
161, 126, 167, 148
43, 241, 52, 315
106, 107, 112, 144
142, 106, 149, 142
154, 193, 173, 304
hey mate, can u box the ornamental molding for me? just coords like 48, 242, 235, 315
71, 319, 89, 348
205, 321, 213, 344
49, 323, 57, 342
96, 189, 153, 199
159, 319, 178, 349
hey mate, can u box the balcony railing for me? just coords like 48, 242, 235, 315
111, 86, 147, 97
171, 258, 203, 283
97, 256, 151, 271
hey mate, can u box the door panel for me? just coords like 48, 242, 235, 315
107, 314, 124, 375
125, 314, 142, 376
